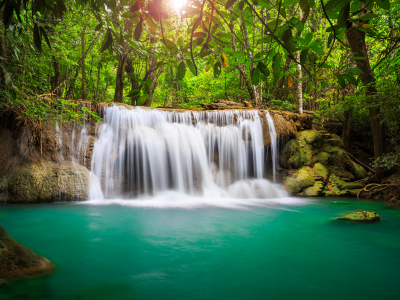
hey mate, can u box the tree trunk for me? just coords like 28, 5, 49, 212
342, 108, 353, 149
345, 5, 385, 178
241, 19, 261, 107
51, 56, 61, 96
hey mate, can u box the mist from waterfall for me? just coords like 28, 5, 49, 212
88, 105, 286, 203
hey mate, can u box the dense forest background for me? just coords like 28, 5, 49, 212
0, 0, 399, 174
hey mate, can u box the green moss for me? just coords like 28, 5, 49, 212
349, 161, 367, 179
299, 181, 324, 196
323, 174, 364, 196
280, 130, 323, 169
312, 162, 330, 182
336, 211, 380, 223
324, 134, 344, 147
321, 145, 342, 153
312, 151, 331, 166
329, 166, 355, 180
284, 167, 315, 195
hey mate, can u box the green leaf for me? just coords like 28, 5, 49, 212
304, 32, 313, 44
322, 81, 329, 88
251, 68, 260, 85
345, 67, 362, 74
282, 28, 293, 49
327, 32, 334, 46
33, 23, 42, 52
337, 3, 350, 28
214, 62, 222, 78
186, 59, 197, 76
257, 61, 270, 77
41, 27, 51, 49
225, 0, 237, 9
280, 7, 286, 18
300, 49, 308, 64
177, 61, 186, 81
337, 75, 346, 89
272, 53, 281, 75
311, 45, 324, 55
300, 0, 308, 11
361, 13, 378, 21
127, 89, 141, 97
164, 38, 178, 53
307, 82, 313, 93
100, 29, 113, 53
134, 20, 143, 41
343, 75, 357, 86
375, 0, 390, 10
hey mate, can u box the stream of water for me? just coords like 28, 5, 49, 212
1, 198, 400, 300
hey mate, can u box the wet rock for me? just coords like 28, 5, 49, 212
0, 224, 54, 280
0, 161, 89, 203
284, 167, 315, 194
336, 211, 380, 223
299, 181, 324, 196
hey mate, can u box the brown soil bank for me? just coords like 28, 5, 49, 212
0, 224, 54, 280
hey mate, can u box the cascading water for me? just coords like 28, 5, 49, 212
266, 111, 278, 182
88, 105, 287, 202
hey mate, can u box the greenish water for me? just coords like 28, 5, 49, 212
1, 197, 400, 300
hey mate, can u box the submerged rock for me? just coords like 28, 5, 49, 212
0, 224, 54, 280
0, 161, 89, 203
336, 211, 380, 223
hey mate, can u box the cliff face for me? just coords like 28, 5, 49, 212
0, 224, 54, 280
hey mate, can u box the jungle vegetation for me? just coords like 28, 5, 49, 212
0, 0, 399, 174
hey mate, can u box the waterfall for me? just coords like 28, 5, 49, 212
89, 105, 286, 200
266, 111, 278, 182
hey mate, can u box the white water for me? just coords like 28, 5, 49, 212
88, 106, 287, 202
266, 111, 278, 182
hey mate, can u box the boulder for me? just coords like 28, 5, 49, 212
284, 167, 315, 194
336, 211, 380, 223
280, 130, 323, 169
324, 174, 364, 196
0, 224, 54, 280
280, 130, 368, 196
0, 161, 89, 203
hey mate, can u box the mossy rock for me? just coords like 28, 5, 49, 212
299, 181, 324, 196
349, 161, 368, 179
312, 151, 331, 166
312, 162, 330, 182
329, 166, 355, 181
336, 211, 380, 223
0, 224, 54, 279
321, 144, 342, 154
1, 161, 90, 203
280, 130, 323, 169
284, 167, 315, 195
324, 134, 344, 147
324, 174, 364, 197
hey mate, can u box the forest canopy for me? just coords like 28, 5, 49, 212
0, 0, 399, 173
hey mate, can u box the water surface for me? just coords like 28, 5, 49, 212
1, 197, 400, 300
